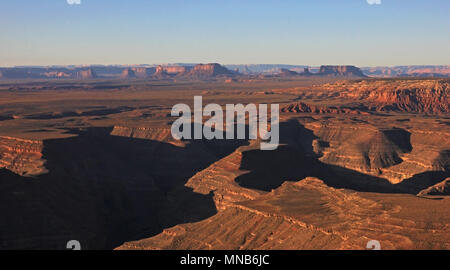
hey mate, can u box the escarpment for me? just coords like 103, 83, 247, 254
323, 79, 449, 114
0, 127, 246, 249
318, 65, 366, 77
0, 136, 47, 177
418, 178, 450, 196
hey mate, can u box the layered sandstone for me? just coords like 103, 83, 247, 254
0, 136, 47, 177
120, 68, 137, 79
318, 65, 366, 77
186, 63, 235, 78
363, 66, 450, 78
131, 67, 154, 78
303, 120, 449, 184
75, 68, 97, 79
418, 178, 450, 196
118, 177, 450, 250
281, 102, 370, 115
153, 65, 188, 78
322, 79, 449, 114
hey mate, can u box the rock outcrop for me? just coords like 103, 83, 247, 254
120, 68, 137, 79
186, 63, 235, 79
281, 102, 370, 115
118, 175, 450, 250
131, 67, 154, 78
318, 65, 366, 77
363, 66, 450, 78
75, 68, 97, 79
418, 178, 450, 196
0, 136, 47, 177
301, 119, 449, 184
279, 68, 299, 77
153, 65, 188, 78
326, 79, 450, 114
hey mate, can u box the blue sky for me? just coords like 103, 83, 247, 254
0, 0, 449, 66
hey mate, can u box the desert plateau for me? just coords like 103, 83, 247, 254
0, 65, 448, 250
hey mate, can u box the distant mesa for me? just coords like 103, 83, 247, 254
75, 68, 97, 80
276, 65, 366, 78
302, 67, 312, 75
186, 63, 235, 78
2, 64, 450, 80
0, 68, 43, 79
318, 65, 366, 77
120, 68, 137, 79
279, 68, 299, 77
131, 67, 155, 78
363, 65, 450, 78
227, 64, 449, 77
42, 71, 72, 79
280, 67, 313, 77
152, 63, 235, 79
153, 65, 188, 78
165, 66, 188, 75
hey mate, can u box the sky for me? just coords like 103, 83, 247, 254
0, 0, 449, 67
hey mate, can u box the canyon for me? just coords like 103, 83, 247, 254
0, 75, 448, 250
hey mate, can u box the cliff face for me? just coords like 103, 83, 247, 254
115, 119, 450, 251
363, 66, 450, 78
279, 68, 299, 77
281, 102, 369, 115
318, 65, 366, 77
307, 123, 413, 183
120, 68, 137, 79
334, 80, 450, 114
0, 136, 47, 177
186, 63, 235, 78
153, 65, 188, 78
0, 127, 247, 249
75, 68, 97, 79
418, 178, 450, 196
277, 65, 366, 78
131, 67, 155, 78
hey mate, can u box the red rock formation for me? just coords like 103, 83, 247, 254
0, 136, 47, 176
75, 68, 97, 79
363, 66, 450, 78
418, 178, 450, 196
186, 63, 234, 78
281, 102, 369, 115
279, 68, 299, 76
120, 68, 137, 79
117, 175, 450, 250
131, 67, 153, 78
318, 65, 366, 77
332, 79, 450, 114
153, 65, 188, 78
42, 71, 71, 78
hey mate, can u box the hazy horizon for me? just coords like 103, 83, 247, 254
1, 63, 450, 69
